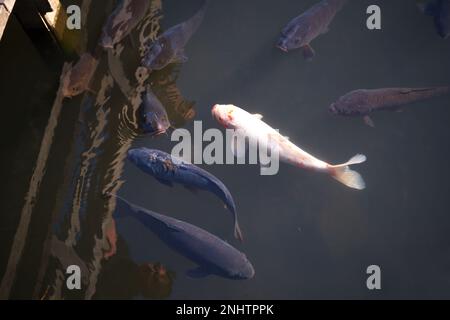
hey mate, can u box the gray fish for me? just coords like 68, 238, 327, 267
329, 86, 450, 127
127, 148, 243, 242
419, 0, 450, 39
276, 0, 347, 60
100, 0, 151, 49
139, 88, 171, 136
112, 194, 255, 280
141, 1, 208, 71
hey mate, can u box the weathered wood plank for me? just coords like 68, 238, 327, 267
0, 0, 15, 41
1, 0, 16, 12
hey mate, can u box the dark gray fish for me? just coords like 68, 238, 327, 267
127, 148, 243, 242
419, 0, 450, 39
141, 1, 208, 71
139, 88, 171, 135
329, 86, 450, 127
276, 0, 347, 60
112, 195, 255, 280
100, 0, 151, 49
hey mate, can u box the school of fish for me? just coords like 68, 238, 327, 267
63, 0, 450, 283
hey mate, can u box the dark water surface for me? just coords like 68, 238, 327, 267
1, 0, 450, 299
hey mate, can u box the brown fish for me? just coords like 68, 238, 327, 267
62, 53, 98, 98
276, 0, 347, 60
329, 86, 450, 127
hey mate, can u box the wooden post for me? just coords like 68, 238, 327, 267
0, 0, 16, 41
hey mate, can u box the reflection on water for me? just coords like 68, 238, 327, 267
0, 0, 194, 299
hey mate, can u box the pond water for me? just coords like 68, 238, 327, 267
1, 0, 450, 299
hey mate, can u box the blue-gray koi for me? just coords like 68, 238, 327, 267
112, 194, 254, 280
276, 0, 347, 60
127, 148, 243, 242
139, 88, 171, 136
419, 0, 450, 39
141, 1, 208, 71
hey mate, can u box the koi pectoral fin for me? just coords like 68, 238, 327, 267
363, 115, 375, 128
172, 50, 188, 64
301, 44, 315, 61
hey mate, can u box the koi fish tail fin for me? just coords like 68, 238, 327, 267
104, 192, 129, 219
330, 154, 367, 190
234, 222, 244, 243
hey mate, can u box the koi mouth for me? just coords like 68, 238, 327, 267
211, 105, 228, 128
276, 44, 288, 52
151, 129, 167, 137
329, 104, 337, 114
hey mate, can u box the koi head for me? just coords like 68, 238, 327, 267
62, 54, 97, 98
276, 26, 307, 52
139, 89, 171, 135
328, 100, 355, 116
229, 254, 255, 280
211, 104, 241, 129
142, 38, 170, 71
127, 148, 172, 176
276, 37, 291, 52
62, 82, 84, 98
100, 34, 114, 49
140, 111, 169, 135
329, 90, 369, 116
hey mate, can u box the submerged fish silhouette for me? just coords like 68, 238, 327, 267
100, 0, 151, 49
141, 1, 208, 70
419, 0, 450, 39
127, 148, 243, 242
62, 53, 98, 98
276, 0, 347, 60
112, 194, 254, 280
329, 86, 450, 127
139, 88, 171, 136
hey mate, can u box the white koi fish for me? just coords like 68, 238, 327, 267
212, 104, 366, 190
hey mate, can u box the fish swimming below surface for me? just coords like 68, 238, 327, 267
139, 88, 171, 136
212, 104, 367, 190
126, 148, 244, 241
111, 194, 255, 280
100, 0, 151, 49
276, 0, 347, 60
62, 53, 98, 98
141, 0, 208, 71
329, 86, 450, 127
419, 0, 450, 39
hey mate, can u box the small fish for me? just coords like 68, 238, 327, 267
100, 0, 151, 49
141, 1, 208, 71
212, 104, 366, 190
419, 0, 450, 39
62, 53, 98, 98
276, 0, 347, 60
112, 194, 255, 280
127, 148, 243, 241
329, 87, 450, 127
139, 88, 171, 135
